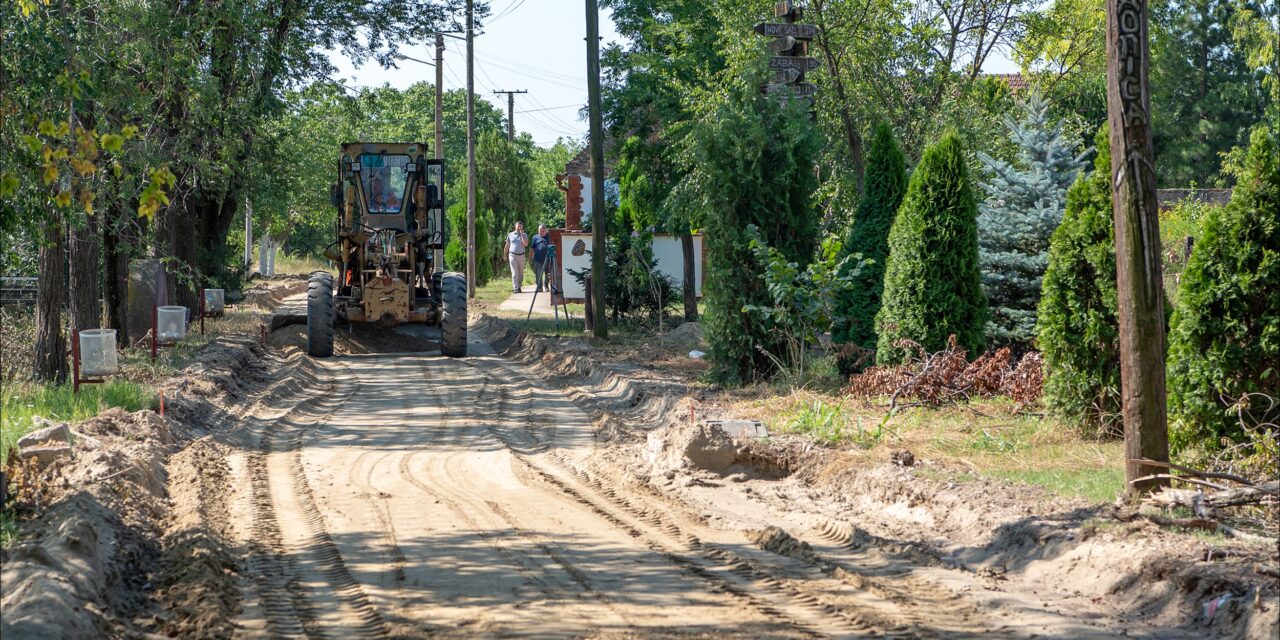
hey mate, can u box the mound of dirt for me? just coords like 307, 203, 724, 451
647, 422, 738, 473
664, 321, 702, 345
1, 336, 268, 638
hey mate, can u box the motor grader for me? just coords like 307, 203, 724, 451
307, 142, 467, 357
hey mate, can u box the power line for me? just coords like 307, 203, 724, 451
515, 103, 581, 113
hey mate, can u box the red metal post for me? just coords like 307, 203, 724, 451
72, 327, 81, 393
151, 304, 158, 361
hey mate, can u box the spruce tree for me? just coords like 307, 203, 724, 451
875, 132, 988, 365
1168, 127, 1280, 453
977, 94, 1085, 349
1036, 127, 1121, 432
833, 122, 907, 361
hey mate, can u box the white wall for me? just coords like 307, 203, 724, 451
557, 233, 703, 301
651, 235, 703, 297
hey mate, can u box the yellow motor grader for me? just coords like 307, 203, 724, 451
308, 142, 467, 357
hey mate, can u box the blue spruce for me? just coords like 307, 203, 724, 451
977, 94, 1086, 349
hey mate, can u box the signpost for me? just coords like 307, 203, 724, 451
763, 82, 817, 97
755, 0, 819, 104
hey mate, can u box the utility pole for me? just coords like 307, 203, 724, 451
1106, 0, 1169, 496
493, 89, 528, 142
435, 34, 444, 161
585, 0, 606, 338
466, 0, 477, 298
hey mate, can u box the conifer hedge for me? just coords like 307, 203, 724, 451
1168, 127, 1280, 453
875, 132, 987, 365
1036, 127, 1121, 431
833, 122, 907, 362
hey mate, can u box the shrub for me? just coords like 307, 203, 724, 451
444, 201, 492, 285
1036, 127, 1121, 433
832, 122, 908, 365
875, 132, 988, 365
1168, 126, 1280, 454
742, 225, 865, 381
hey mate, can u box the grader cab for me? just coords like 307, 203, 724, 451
307, 142, 467, 357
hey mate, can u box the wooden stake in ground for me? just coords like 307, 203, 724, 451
1106, 0, 1170, 496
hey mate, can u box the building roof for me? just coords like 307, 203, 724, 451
563, 136, 616, 178
984, 73, 1030, 91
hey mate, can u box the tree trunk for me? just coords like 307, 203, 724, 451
69, 213, 101, 331
681, 231, 698, 322
1106, 0, 1170, 496
811, 0, 865, 193
33, 216, 68, 383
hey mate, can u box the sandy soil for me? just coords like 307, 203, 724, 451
4, 295, 1275, 639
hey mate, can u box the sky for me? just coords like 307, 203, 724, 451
327, 1, 1020, 150
328, 0, 622, 148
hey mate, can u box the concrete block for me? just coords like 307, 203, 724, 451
705, 419, 768, 440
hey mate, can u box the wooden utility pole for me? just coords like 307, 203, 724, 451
493, 89, 527, 142
585, 0, 607, 338
435, 34, 445, 161
1106, 0, 1170, 496
466, 0, 477, 298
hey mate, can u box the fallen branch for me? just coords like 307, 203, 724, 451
1130, 473, 1231, 492
1145, 483, 1280, 510
1130, 457, 1275, 492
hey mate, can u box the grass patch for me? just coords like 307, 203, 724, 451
1, 379, 156, 463
732, 389, 1127, 503
989, 467, 1125, 503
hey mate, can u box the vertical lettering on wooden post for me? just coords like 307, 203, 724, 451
1106, 0, 1170, 496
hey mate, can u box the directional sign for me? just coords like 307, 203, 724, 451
770, 68, 802, 84
769, 56, 820, 72
753, 22, 819, 39
766, 36, 797, 53
762, 82, 817, 97
774, 1, 801, 19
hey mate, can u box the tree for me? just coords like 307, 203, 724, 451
875, 132, 988, 365
1168, 127, 1279, 453
832, 122, 907, 362
476, 130, 536, 272
675, 68, 821, 384
1151, 0, 1271, 186
1036, 127, 1120, 432
976, 93, 1085, 349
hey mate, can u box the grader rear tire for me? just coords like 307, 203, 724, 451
307, 271, 335, 357
440, 271, 467, 357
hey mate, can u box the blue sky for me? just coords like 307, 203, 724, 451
327, 1, 1019, 149
328, 1, 622, 148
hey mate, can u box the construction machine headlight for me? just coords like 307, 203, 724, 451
405, 163, 417, 173
349, 161, 362, 173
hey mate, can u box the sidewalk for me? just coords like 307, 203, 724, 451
498, 290, 560, 317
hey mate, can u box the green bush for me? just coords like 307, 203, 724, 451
1168, 126, 1280, 454
832, 122, 907, 364
875, 132, 988, 365
676, 69, 820, 385
1036, 127, 1121, 433
444, 201, 492, 285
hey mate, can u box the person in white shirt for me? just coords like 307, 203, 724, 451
504, 221, 529, 293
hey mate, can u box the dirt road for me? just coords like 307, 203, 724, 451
209, 330, 1222, 640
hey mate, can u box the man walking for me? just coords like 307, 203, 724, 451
504, 221, 529, 293
531, 224, 551, 292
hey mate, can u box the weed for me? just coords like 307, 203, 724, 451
779, 398, 889, 448
989, 467, 1124, 503
1, 380, 155, 463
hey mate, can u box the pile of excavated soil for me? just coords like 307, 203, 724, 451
1, 281, 300, 638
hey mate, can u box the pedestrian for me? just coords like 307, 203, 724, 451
531, 224, 551, 292
504, 221, 529, 293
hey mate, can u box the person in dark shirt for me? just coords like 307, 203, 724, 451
531, 224, 551, 292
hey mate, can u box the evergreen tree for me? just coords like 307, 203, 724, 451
1168, 127, 1280, 453
832, 123, 907, 362
875, 132, 988, 365
1151, 0, 1271, 186
977, 94, 1086, 349
1036, 127, 1121, 432
676, 76, 821, 384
